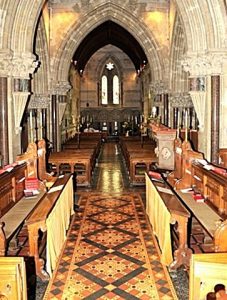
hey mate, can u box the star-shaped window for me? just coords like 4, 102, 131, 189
106, 62, 114, 70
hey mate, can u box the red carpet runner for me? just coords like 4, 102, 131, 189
44, 193, 178, 299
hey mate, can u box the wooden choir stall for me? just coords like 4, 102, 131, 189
167, 133, 227, 255
0, 140, 74, 286
145, 172, 192, 270
146, 126, 227, 271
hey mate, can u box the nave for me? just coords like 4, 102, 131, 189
40, 142, 187, 300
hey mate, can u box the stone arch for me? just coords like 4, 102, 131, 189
169, 13, 188, 93
51, 2, 164, 85
175, 0, 227, 52
33, 16, 50, 95
1, 0, 44, 53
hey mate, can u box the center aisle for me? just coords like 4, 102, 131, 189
43, 141, 187, 300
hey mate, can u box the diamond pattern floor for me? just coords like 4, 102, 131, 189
43, 192, 178, 300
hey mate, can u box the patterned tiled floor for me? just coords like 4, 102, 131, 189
44, 193, 178, 300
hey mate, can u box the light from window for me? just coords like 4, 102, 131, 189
101, 75, 108, 104
106, 62, 114, 70
113, 75, 119, 104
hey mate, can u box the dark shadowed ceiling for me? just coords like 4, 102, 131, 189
73, 20, 148, 72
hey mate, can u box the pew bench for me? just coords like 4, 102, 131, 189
176, 190, 227, 253
49, 151, 93, 186
0, 163, 27, 217
129, 153, 157, 185
119, 138, 157, 185
145, 173, 192, 270
26, 174, 74, 280
0, 191, 46, 256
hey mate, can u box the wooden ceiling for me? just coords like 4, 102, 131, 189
73, 20, 148, 72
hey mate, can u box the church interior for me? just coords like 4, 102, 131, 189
0, 0, 227, 299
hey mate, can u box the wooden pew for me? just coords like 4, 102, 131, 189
49, 151, 93, 186
119, 137, 157, 185
0, 257, 27, 299
0, 163, 27, 217
191, 162, 227, 216
37, 139, 56, 185
0, 190, 46, 256
167, 137, 227, 254
26, 174, 74, 280
145, 172, 192, 270
0, 142, 48, 258
167, 137, 204, 190
16, 142, 46, 192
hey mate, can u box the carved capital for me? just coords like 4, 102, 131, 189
51, 81, 71, 95
169, 93, 193, 108
150, 81, 168, 94
0, 50, 39, 78
182, 51, 227, 76
28, 93, 51, 109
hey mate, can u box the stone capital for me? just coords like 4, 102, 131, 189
182, 51, 227, 76
28, 93, 51, 109
169, 93, 193, 108
150, 81, 168, 94
0, 50, 39, 78
51, 81, 71, 95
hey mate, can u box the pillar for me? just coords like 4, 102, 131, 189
173, 107, 179, 129
51, 95, 58, 152
211, 75, 220, 164
0, 77, 9, 165
163, 94, 169, 126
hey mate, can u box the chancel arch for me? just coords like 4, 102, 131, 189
50, 2, 164, 86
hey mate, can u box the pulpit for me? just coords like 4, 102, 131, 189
150, 123, 176, 170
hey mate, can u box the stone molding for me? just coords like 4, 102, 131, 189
182, 51, 227, 76
28, 94, 51, 109
0, 50, 39, 78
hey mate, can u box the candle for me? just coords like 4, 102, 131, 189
152, 106, 157, 118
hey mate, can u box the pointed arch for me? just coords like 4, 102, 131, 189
169, 13, 188, 93
0, 0, 44, 52
175, 0, 227, 52
51, 2, 163, 85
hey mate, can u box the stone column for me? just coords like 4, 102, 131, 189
173, 107, 179, 129
0, 77, 9, 165
163, 93, 169, 126
211, 75, 220, 164
0, 51, 38, 162
51, 95, 58, 152
182, 51, 226, 160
